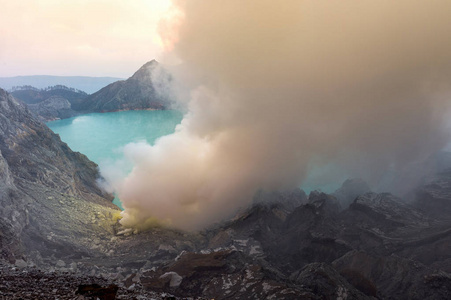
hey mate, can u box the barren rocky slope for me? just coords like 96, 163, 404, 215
73, 60, 172, 113
0, 88, 118, 263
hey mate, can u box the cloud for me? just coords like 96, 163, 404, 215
108, 0, 451, 230
0, 0, 172, 76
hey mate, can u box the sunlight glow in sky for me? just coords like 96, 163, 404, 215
0, 0, 172, 77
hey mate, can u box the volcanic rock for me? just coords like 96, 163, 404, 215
202, 184, 451, 299
333, 178, 372, 209
415, 168, 451, 220
348, 192, 427, 231
140, 249, 309, 299
293, 262, 371, 299
0, 262, 181, 300
332, 250, 451, 299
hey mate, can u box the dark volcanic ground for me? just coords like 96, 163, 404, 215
2, 177, 451, 299
1, 87, 451, 299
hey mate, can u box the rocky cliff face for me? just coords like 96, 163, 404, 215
74, 60, 172, 113
0, 88, 118, 263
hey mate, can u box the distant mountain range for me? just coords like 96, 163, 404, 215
0, 75, 123, 94
10, 85, 88, 105
7, 60, 173, 121
9, 85, 88, 122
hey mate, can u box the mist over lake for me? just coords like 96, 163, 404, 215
47, 110, 183, 207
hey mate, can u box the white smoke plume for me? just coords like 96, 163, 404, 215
105, 0, 451, 230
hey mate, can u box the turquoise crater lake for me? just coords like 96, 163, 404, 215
47, 110, 183, 208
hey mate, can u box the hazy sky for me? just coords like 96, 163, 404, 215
0, 0, 171, 77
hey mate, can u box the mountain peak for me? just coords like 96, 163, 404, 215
130, 59, 159, 80
142, 59, 159, 68
75, 60, 170, 112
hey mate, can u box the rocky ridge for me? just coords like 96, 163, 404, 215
27, 96, 77, 122
0, 76, 122, 94
74, 60, 172, 113
10, 85, 88, 105
10, 85, 87, 122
